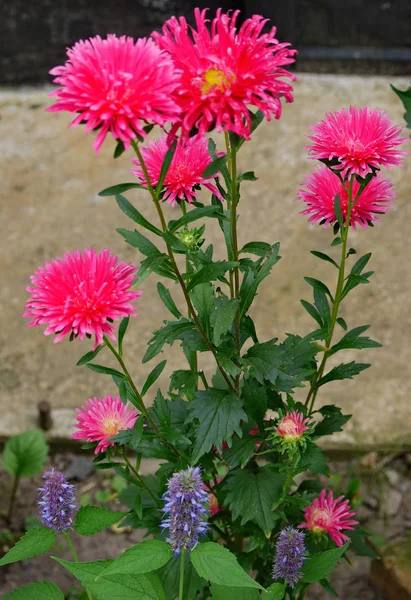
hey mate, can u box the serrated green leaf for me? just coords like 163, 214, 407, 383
213, 299, 238, 346
202, 154, 228, 178
2, 430, 48, 477
117, 228, 162, 257
0, 528, 56, 566
186, 388, 247, 463
3, 581, 64, 600
239, 243, 280, 316
241, 378, 268, 425
143, 319, 195, 363
296, 444, 329, 475
115, 195, 162, 236
314, 405, 352, 437
99, 183, 146, 197
391, 84, 411, 129
240, 241, 272, 257
74, 506, 127, 536
141, 360, 167, 396
96, 540, 173, 579
222, 435, 256, 469
211, 585, 260, 599
169, 369, 198, 399
263, 583, 286, 599
86, 363, 125, 378
157, 283, 182, 319
191, 542, 264, 589
76, 345, 103, 366
187, 261, 238, 292
169, 206, 224, 233
329, 325, 381, 355
301, 543, 349, 583
224, 469, 285, 535
316, 361, 370, 388
191, 282, 214, 336
53, 558, 165, 600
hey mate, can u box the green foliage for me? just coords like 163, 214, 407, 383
329, 325, 381, 355
2, 430, 48, 477
224, 469, 285, 535
74, 506, 127, 536
239, 243, 280, 316
186, 388, 247, 462
212, 299, 238, 346
76, 345, 103, 366
263, 583, 287, 599
3, 582, 64, 600
158, 554, 207, 600
0, 528, 56, 566
96, 540, 173, 578
116, 194, 162, 236
316, 361, 370, 388
301, 543, 350, 583
313, 405, 352, 437
190, 542, 264, 589
391, 84, 411, 129
141, 360, 167, 396
143, 319, 196, 363
211, 585, 261, 599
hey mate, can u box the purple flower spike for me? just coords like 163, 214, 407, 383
38, 469, 77, 533
273, 526, 306, 588
161, 466, 209, 554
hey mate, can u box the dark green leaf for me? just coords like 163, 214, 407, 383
141, 360, 167, 397
333, 193, 344, 229
118, 317, 130, 355
113, 140, 125, 158
187, 261, 238, 292
186, 388, 247, 462
162, 231, 187, 252
241, 378, 268, 425
143, 319, 195, 363
224, 469, 285, 535
320, 579, 338, 596
116, 195, 162, 236
76, 345, 103, 366
314, 405, 352, 437
86, 364, 125, 378
239, 244, 280, 316
222, 435, 257, 469
347, 529, 378, 558
74, 506, 127, 536
304, 277, 333, 301
316, 361, 370, 388
0, 528, 56, 566
191, 282, 214, 336
262, 583, 286, 599
211, 585, 260, 599
159, 553, 206, 600
3, 582, 64, 600
96, 540, 173, 578
138, 255, 175, 283
301, 543, 349, 583
331, 237, 342, 246
336, 317, 348, 330
156, 283, 182, 319
202, 154, 228, 178
2, 430, 48, 477
213, 299, 238, 346
191, 542, 263, 589
156, 147, 175, 196
300, 300, 323, 327
297, 444, 329, 475
329, 325, 381, 355
311, 250, 339, 269
240, 241, 272, 257
169, 370, 198, 399
239, 171, 258, 182
169, 206, 224, 233
117, 228, 161, 257
391, 84, 411, 129
99, 183, 146, 197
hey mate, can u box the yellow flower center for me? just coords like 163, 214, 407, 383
102, 417, 120, 437
201, 68, 233, 94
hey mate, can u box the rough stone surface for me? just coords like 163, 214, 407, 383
371, 541, 411, 600
1, 74, 410, 449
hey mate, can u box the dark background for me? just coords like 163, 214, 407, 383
1, 0, 411, 84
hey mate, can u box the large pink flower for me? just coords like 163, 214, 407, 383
24, 249, 141, 348
73, 394, 139, 453
298, 165, 395, 229
299, 489, 358, 547
131, 135, 222, 205
47, 35, 181, 152
307, 106, 408, 178
277, 411, 310, 442
153, 8, 296, 139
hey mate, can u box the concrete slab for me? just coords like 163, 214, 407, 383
1, 74, 410, 450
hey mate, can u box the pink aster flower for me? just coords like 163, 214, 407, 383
23, 248, 141, 349
298, 165, 395, 229
277, 411, 310, 442
47, 34, 181, 152
153, 8, 296, 139
73, 394, 139, 453
131, 135, 222, 205
298, 489, 358, 547
307, 106, 408, 178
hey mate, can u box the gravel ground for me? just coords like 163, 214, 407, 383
1, 452, 410, 598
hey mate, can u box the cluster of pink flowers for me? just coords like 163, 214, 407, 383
299, 105, 407, 229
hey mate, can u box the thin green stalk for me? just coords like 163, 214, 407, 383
64, 531, 93, 600
179, 549, 185, 600
230, 144, 241, 391
7, 474, 20, 522
130, 140, 236, 393
103, 336, 180, 457
305, 177, 355, 413
119, 449, 161, 508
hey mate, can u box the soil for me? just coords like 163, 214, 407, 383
1, 452, 410, 599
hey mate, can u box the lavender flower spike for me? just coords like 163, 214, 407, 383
273, 526, 306, 588
161, 466, 209, 554
38, 469, 77, 533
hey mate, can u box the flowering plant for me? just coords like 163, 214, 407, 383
1, 7, 408, 600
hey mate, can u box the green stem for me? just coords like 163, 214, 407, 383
103, 336, 180, 457
64, 531, 93, 600
131, 140, 236, 394
7, 474, 20, 522
119, 449, 161, 507
230, 144, 241, 392
305, 177, 354, 414
179, 549, 185, 600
